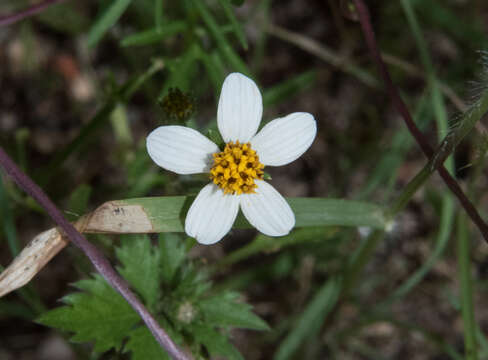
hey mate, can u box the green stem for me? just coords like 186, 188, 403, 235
192, 0, 250, 75
401, 0, 483, 175
386, 165, 430, 218
0, 178, 45, 314
0, 176, 20, 256
155, 0, 163, 29
381, 194, 454, 307
343, 230, 385, 296
457, 213, 478, 360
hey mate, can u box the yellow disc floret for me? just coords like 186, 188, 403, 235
210, 141, 264, 195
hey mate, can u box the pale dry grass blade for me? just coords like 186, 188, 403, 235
0, 201, 154, 298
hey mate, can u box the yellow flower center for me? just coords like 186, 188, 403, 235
210, 141, 264, 195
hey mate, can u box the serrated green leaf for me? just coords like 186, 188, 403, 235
125, 326, 170, 360
116, 235, 161, 309
120, 21, 187, 47
174, 266, 211, 299
199, 292, 269, 330
159, 233, 186, 285
192, 324, 244, 360
37, 274, 139, 353
88, 0, 132, 47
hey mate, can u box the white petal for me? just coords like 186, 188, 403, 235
217, 73, 263, 143
146, 126, 219, 175
185, 183, 240, 245
240, 180, 295, 236
250, 112, 316, 166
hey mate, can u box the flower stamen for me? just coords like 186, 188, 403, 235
210, 141, 264, 194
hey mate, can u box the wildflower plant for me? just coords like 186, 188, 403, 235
38, 234, 268, 359
1, 1, 488, 360
147, 73, 317, 244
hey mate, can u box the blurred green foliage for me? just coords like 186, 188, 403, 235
1, 0, 488, 359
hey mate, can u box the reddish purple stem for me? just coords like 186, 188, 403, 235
0, 147, 190, 360
352, 0, 488, 242
0, 0, 68, 27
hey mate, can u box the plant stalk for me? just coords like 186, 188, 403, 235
0, 147, 189, 360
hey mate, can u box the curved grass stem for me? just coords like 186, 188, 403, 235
353, 0, 488, 243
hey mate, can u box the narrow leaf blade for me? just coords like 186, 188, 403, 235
274, 277, 341, 360
120, 22, 187, 47
88, 0, 132, 47
217, 0, 248, 49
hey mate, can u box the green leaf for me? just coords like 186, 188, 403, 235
87, 0, 132, 47
125, 143, 166, 198
174, 266, 211, 299
125, 326, 170, 360
111, 196, 387, 233
206, 128, 225, 148
158, 46, 200, 98
155, 0, 163, 29
410, 0, 487, 47
262, 70, 317, 107
192, 324, 244, 360
116, 235, 161, 309
0, 176, 19, 256
37, 275, 139, 353
198, 49, 226, 97
110, 103, 133, 145
217, 0, 248, 49
199, 292, 269, 330
193, 0, 250, 75
274, 277, 341, 360
231, 0, 245, 5
216, 227, 338, 268
120, 21, 187, 47
456, 213, 478, 359
0, 299, 36, 320
39, 2, 89, 34
67, 184, 92, 221
159, 233, 186, 285
40, 60, 163, 184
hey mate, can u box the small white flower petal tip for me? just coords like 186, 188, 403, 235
146, 126, 219, 175
217, 73, 262, 143
185, 184, 240, 245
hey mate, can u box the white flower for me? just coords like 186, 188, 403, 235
146, 73, 317, 245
